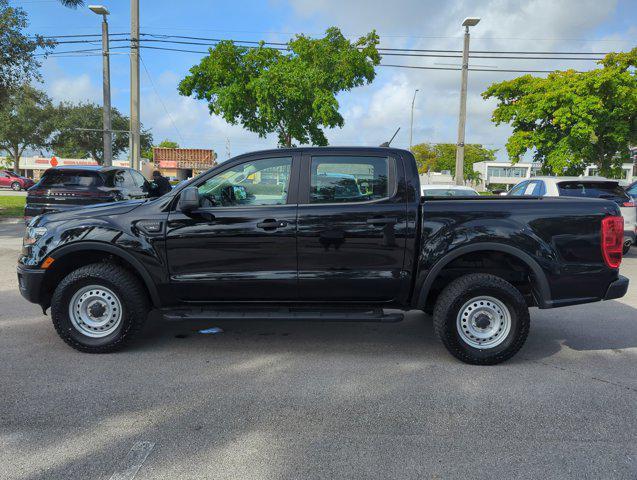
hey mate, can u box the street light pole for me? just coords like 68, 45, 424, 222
454, 17, 480, 186
89, 5, 112, 166
409, 88, 419, 150
130, 0, 141, 171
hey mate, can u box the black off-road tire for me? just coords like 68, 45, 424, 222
51, 263, 150, 353
11, 181, 21, 191
433, 273, 530, 365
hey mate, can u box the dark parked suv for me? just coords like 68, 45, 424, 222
25, 165, 150, 220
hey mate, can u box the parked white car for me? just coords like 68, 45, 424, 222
421, 184, 480, 197
508, 176, 636, 254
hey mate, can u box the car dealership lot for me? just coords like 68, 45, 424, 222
1, 220, 636, 479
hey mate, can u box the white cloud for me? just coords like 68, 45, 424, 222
47, 73, 101, 104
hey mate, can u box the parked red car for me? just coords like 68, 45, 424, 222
0, 170, 35, 191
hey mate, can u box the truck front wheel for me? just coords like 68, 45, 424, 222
432, 273, 530, 365
51, 263, 149, 353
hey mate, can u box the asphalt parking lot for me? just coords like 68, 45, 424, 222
1, 219, 636, 480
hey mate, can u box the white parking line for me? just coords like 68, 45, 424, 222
109, 441, 155, 480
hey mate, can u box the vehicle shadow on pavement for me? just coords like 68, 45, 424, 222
137, 299, 637, 363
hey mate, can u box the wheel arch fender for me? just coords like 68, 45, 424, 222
48, 241, 162, 308
415, 242, 551, 310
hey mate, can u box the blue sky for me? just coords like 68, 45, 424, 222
17, 0, 637, 161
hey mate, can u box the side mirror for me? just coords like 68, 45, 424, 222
178, 186, 200, 212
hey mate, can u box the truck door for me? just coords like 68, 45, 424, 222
165, 154, 299, 301
296, 152, 408, 302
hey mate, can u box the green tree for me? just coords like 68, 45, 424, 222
0, 0, 54, 104
483, 48, 637, 176
50, 102, 153, 164
0, 85, 55, 173
178, 27, 380, 147
142, 139, 180, 160
59, 0, 84, 7
411, 143, 497, 180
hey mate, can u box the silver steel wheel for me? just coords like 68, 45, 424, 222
68, 285, 122, 338
456, 296, 511, 349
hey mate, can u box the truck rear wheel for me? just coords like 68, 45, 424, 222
432, 273, 530, 365
51, 263, 149, 353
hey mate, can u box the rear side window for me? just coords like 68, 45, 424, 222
557, 182, 630, 202
309, 156, 392, 204
103, 170, 136, 188
39, 170, 103, 187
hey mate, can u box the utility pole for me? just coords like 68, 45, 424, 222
130, 0, 141, 170
454, 17, 480, 186
89, 5, 112, 166
409, 88, 419, 150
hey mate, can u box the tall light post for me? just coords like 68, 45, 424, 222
130, 0, 141, 170
89, 5, 112, 166
454, 17, 480, 186
409, 88, 419, 150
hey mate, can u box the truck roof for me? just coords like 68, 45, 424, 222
231, 146, 410, 159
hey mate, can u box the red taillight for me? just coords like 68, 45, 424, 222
623, 201, 635, 207
601, 216, 623, 268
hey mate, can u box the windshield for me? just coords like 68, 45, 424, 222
422, 188, 479, 197
557, 181, 629, 203
39, 171, 103, 188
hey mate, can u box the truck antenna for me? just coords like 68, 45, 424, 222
380, 127, 400, 147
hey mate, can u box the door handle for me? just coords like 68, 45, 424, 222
366, 217, 398, 225
257, 219, 288, 230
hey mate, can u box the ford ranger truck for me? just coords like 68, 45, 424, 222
17, 147, 629, 364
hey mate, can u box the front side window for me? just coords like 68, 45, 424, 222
310, 156, 390, 204
197, 157, 292, 208
508, 181, 528, 196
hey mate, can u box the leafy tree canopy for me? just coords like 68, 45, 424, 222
50, 102, 153, 164
411, 143, 497, 181
483, 48, 637, 176
178, 27, 380, 147
0, 0, 54, 104
0, 84, 55, 172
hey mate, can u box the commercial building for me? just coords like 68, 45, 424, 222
7, 156, 131, 180
153, 147, 217, 181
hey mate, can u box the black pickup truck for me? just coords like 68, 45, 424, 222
17, 147, 629, 364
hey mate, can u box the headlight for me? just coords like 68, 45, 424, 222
23, 226, 47, 246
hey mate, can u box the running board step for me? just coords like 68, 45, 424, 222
161, 307, 404, 323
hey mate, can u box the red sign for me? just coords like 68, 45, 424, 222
50, 157, 58, 167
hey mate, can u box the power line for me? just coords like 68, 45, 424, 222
381, 64, 572, 73
137, 37, 604, 60
136, 45, 585, 73
35, 31, 615, 56
139, 55, 185, 145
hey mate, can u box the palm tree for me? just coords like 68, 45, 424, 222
59, 0, 84, 7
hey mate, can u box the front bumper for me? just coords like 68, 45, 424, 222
17, 264, 46, 305
604, 275, 629, 301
